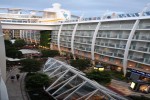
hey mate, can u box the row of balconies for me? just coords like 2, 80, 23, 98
77, 25, 97, 30
138, 25, 150, 29
74, 41, 92, 45
61, 33, 72, 36
60, 43, 71, 48
74, 46, 91, 51
74, 39, 92, 44
94, 50, 124, 58
128, 55, 150, 64
75, 33, 93, 37
96, 34, 129, 39
60, 38, 71, 42
99, 24, 134, 30
95, 42, 126, 49
129, 46, 150, 53
133, 35, 150, 41
62, 25, 75, 30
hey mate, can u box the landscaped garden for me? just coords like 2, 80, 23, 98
25, 73, 54, 100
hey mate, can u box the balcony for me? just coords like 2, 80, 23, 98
130, 46, 149, 52
117, 34, 129, 39
114, 53, 124, 58
116, 44, 126, 49
86, 48, 91, 51
109, 43, 115, 47
110, 35, 117, 38
128, 56, 144, 62
133, 35, 150, 41
144, 58, 150, 64
103, 51, 113, 56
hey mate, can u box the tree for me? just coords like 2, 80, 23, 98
5, 40, 23, 58
41, 50, 59, 57
70, 59, 91, 70
25, 73, 51, 90
4, 40, 13, 47
14, 39, 26, 48
86, 70, 111, 84
40, 30, 51, 48
19, 59, 42, 73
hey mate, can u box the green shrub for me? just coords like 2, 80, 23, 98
25, 73, 51, 90
19, 59, 42, 73
41, 50, 59, 57
14, 39, 26, 48
70, 59, 91, 70
86, 70, 111, 85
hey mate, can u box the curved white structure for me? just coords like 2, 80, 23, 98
71, 22, 79, 59
1, 4, 150, 77
0, 22, 9, 100
91, 21, 101, 61
43, 58, 127, 100
57, 24, 63, 53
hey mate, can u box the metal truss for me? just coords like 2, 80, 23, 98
43, 57, 128, 100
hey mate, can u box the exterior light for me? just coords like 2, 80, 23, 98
98, 67, 104, 71
94, 64, 104, 71
146, 69, 149, 71
130, 82, 135, 89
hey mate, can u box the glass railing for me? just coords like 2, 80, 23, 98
128, 55, 144, 62
133, 35, 150, 41
144, 58, 150, 64
130, 45, 150, 52
114, 53, 124, 58
97, 34, 129, 39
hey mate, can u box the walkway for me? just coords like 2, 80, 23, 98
109, 79, 150, 98
6, 66, 28, 100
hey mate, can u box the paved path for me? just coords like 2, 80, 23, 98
6, 67, 28, 100
109, 79, 150, 98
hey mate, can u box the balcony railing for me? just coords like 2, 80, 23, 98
133, 35, 150, 41
130, 46, 150, 53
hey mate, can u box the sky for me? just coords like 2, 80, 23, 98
0, 0, 150, 17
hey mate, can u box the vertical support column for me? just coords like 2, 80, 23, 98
123, 5, 149, 76
22, 30, 24, 39
91, 22, 101, 60
25, 31, 28, 39
57, 24, 63, 54
34, 31, 37, 44
0, 22, 6, 81
25, 30, 28, 43
12, 30, 14, 38
19, 30, 22, 39
91, 21, 102, 66
0, 21, 9, 100
71, 23, 78, 60
30, 30, 32, 43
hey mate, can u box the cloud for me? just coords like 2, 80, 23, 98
0, 0, 150, 17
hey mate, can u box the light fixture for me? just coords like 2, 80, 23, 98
94, 64, 104, 72
146, 69, 149, 71
130, 82, 136, 89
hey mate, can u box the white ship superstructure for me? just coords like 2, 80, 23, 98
0, 4, 150, 98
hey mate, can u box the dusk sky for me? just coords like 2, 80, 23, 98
0, 0, 150, 17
